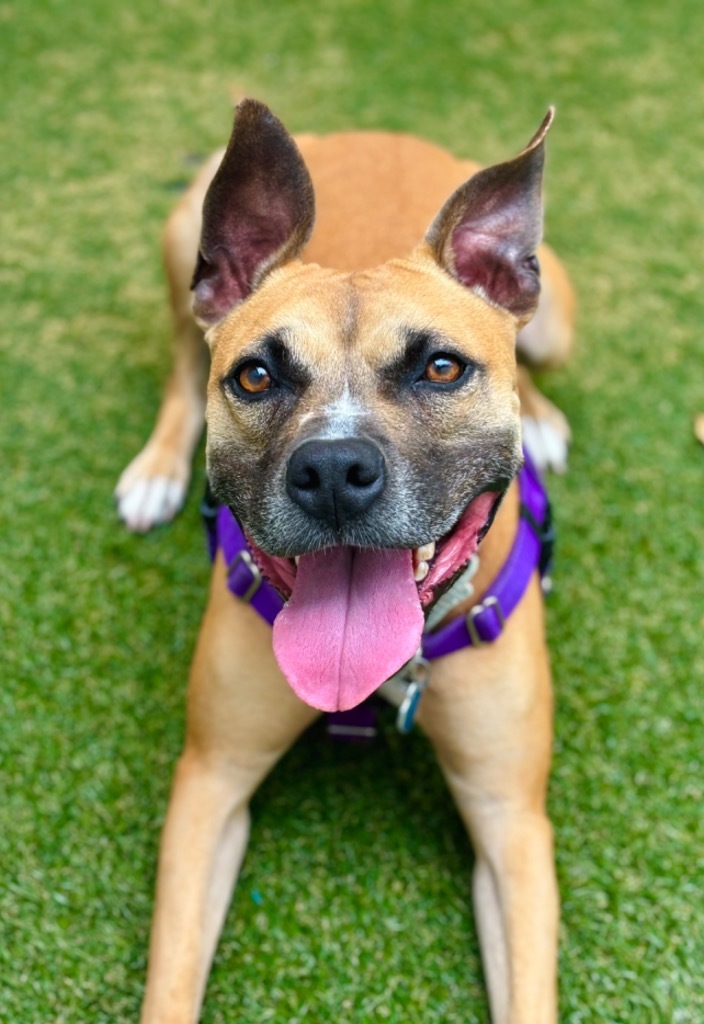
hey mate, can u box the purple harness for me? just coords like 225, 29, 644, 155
203, 451, 553, 731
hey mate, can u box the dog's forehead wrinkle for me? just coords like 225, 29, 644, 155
341, 286, 360, 348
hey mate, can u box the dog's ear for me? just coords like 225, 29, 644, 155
192, 100, 315, 326
425, 109, 554, 321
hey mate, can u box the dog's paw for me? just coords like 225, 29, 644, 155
115, 446, 189, 532
522, 413, 570, 475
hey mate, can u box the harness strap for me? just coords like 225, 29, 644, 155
214, 504, 284, 625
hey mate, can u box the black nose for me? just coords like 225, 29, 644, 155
286, 438, 386, 529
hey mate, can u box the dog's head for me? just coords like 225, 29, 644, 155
193, 100, 552, 711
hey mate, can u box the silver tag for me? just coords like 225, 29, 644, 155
395, 653, 430, 734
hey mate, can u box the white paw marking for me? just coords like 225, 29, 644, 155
522, 416, 569, 475
116, 476, 187, 533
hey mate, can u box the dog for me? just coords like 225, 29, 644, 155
125, 100, 575, 1024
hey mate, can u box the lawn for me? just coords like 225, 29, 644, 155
2, 0, 703, 1021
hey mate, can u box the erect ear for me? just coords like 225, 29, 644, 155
191, 99, 316, 326
425, 109, 554, 321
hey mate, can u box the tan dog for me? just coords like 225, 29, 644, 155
130, 101, 575, 1024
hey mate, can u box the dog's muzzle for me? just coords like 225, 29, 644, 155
285, 438, 386, 530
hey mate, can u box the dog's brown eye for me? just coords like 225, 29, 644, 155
423, 355, 464, 384
238, 363, 272, 394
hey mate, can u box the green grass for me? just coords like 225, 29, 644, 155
2, 0, 704, 1020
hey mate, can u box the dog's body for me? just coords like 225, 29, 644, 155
128, 102, 575, 1024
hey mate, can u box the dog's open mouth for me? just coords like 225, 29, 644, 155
243, 489, 501, 712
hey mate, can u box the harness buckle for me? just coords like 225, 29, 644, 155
327, 705, 378, 742
227, 549, 262, 604
466, 595, 505, 646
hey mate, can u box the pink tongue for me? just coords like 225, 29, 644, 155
272, 547, 424, 712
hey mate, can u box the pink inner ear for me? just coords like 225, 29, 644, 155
451, 227, 540, 317
427, 134, 546, 319
193, 210, 303, 323
192, 251, 248, 321
191, 100, 315, 325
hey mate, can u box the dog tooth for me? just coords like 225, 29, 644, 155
416, 542, 436, 563
294, 556, 300, 566
414, 560, 429, 582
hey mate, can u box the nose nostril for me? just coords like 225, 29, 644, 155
295, 466, 320, 491
347, 462, 377, 488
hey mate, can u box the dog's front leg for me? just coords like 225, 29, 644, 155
465, 791, 557, 1024
140, 559, 320, 1024
139, 748, 258, 1024
418, 582, 558, 1024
